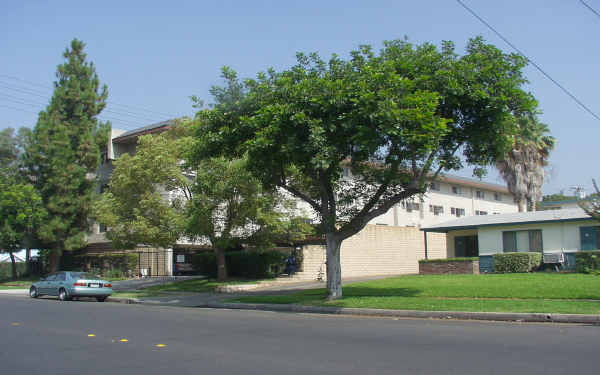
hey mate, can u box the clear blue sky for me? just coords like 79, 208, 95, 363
2, 0, 598, 195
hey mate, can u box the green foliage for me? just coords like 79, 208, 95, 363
419, 257, 479, 264
493, 252, 542, 273
0, 263, 27, 280
60, 252, 138, 277
24, 39, 109, 269
186, 155, 313, 280
575, 250, 600, 274
94, 128, 191, 249
542, 194, 576, 202
191, 250, 287, 279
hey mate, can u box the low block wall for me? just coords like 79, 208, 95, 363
419, 260, 480, 275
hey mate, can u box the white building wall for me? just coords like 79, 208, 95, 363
369, 180, 517, 228
477, 220, 595, 255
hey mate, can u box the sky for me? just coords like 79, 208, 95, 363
1, 0, 599, 196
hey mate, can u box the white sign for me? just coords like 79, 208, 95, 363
177, 255, 185, 263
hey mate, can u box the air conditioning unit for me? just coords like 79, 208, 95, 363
542, 252, 564, 264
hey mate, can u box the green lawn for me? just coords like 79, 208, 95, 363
0, 278, 39, 289
230, 273, 600, 315
111, 278, 270, 298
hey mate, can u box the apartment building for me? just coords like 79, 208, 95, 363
367, 174, 518, 228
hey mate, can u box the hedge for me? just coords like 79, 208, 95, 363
419, 257, 479, 264
493, 252, 542, 273
192, 250, 287, 279
575, 250, 600, 274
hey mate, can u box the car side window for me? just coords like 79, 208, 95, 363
56, 273, 66, 281
45, 274, 57, 281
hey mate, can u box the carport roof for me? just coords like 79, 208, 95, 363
421, 208, 595, 233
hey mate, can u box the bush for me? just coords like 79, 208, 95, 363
419, 257, 478, 264
575, 250, 600, 274
0, 262, 27, 280
191, 252, 217, 278
493, 252, 542, 273
192, 250, 287, 279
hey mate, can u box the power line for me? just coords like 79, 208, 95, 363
455, 0, 600, 122
0, 80, 166, 124
0, 74, 181, 119
580, 0, 600, 19
0, 93, 147, 130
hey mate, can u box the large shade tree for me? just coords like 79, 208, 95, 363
496, 115, 555, 212
24, 39, 109, 272
191, 37, 537, 299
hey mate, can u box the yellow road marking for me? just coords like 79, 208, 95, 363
11, 323, 20, 326
156, 344, 166, 348
88, 334, 95, 337
119, 339, 128, 342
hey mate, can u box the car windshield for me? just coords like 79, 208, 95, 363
71, 272, 101, 280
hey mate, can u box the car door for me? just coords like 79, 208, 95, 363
48, 272, 67, 296
40, 274, 56, 294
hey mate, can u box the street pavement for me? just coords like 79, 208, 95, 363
1, 294, 598, 375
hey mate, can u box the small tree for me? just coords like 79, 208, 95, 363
186, 156, 312, 281
94, 127, 192, 250
24, 39, 109, 272
579, 179, 600, 220
0, 183, 45, 280
192, 37, 537, 299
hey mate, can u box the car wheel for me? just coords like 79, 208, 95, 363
96, 296, 107, 302
58, 288, 70, 301
29, 287, 39, 298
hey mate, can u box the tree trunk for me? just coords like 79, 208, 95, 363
25, 248, 31, 275
215, 248, 227, 281
325, 234, 343, 300
517, 199, 527, 212
9, 252, 17, 280
49, 249, 62, 273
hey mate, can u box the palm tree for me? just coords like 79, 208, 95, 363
496, 115, 555, 212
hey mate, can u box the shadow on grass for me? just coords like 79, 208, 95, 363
342, 286, 421, 298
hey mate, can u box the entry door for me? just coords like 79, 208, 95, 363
455, 236, 479, 257
580, 226, 599, 250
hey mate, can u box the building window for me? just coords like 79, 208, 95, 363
476, 190, 485, 199
475, 210, 488, 215
450, 207, 465, 217
494, 192, 502, 201
452, 186, 461, 195
502, 230, 543, 252
429, 205, 444, 216
580, 226, 600, 250
430, 182, 441, 191
406, 202, 420, 212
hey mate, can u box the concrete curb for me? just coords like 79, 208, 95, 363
197, 302, 600, 324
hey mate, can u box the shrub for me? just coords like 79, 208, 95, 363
493, 252, 542, 273
192, 250, 287, 279
191, 252, 217, 278
419, 257, 479, 264
575, 250, 600, 274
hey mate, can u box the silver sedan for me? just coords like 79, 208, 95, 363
29, 271, 113, 302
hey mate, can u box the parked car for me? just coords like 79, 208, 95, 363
29, 271, 113, 302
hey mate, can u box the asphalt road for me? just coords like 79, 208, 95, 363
1, 295, 598, 375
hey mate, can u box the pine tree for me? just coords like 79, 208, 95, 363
25, 39, 109, 272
